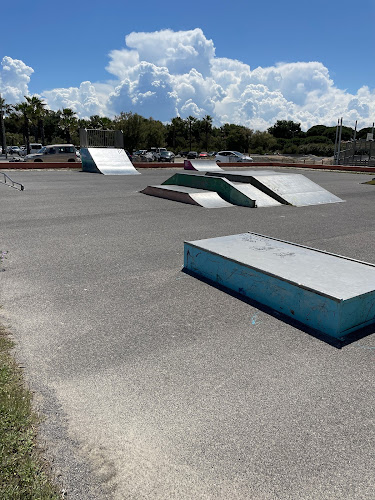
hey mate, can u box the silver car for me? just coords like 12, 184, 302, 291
7, 146, 26, 156
215, 151, 253, 163
25, 144, 80, 162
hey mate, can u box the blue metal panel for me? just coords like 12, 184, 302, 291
80, 147, 98, 173
184, 233, 375, 339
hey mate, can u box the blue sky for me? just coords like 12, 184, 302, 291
1, 0, 374, 130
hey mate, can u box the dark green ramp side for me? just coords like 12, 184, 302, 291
162, 173, 280, 208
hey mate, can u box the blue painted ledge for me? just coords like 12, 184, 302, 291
184, 232, 375, 339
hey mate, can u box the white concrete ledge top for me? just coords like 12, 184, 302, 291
186, 232, 375, 301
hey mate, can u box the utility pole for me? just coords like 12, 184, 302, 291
333, 119, 339, 162
337, 118, 343, 165
0, 93, 7, 157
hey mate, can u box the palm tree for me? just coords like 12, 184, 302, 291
0, 94, 11, 154
186, 116, 197, 151
59, 108, 77, 143
202, 115, 213, 151
88, 115, 113, 130
14, 101, 32, 154
25, 96, 47, 144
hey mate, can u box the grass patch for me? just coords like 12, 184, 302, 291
363, 179, 375, 185
0, 325, 60, 499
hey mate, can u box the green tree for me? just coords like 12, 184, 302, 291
58, 108, 77, 143
114, 112, 147, 151
87, 115, 114, 130
219, 123, 253, 152
268, 120, 302, 139
14, 101, 32, 153
306, 124, 329, 137
357, 127, 374, 140
201, 115, 213, 151
25, 96, 47, 144
44, 110, 63, 143
249, 131, 277, 154
165, 117, 187, 152
186, 116, 198, 151
0, 95, 12, 154
144, 117, 166, 149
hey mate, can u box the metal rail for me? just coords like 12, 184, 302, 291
0, 171, 24, 191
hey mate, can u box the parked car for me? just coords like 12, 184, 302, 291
199, 152, 209, 158
158, 151, 175, 162
133, 151, 153, 162
215, 151, 253, 163
150, 147, 167, 160
187, 151, 198, 159
178, 151, 189, 157
7, 146, 25, 156
25, 144, 80, 162
29, 143, 43, 154
208, 151, 216, 156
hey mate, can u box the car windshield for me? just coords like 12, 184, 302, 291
233, 151, 243, 157
39, 147, 47, 153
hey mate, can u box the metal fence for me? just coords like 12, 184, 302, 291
79, 129, 124, 148
337, 140, 375, 166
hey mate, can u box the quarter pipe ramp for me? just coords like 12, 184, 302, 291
81, 148, 140, 175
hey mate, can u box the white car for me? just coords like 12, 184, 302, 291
7, 146, 26, 156
215, 151, 253, 163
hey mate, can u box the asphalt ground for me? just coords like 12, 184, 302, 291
0, 167, 374, 499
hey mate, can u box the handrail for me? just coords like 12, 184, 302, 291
0, 171, 24, 191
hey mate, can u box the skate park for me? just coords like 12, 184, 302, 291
1, 145, 374, 498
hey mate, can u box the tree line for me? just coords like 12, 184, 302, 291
0, 95, 372, 156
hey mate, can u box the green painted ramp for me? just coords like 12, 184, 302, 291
162, 173, 280, 208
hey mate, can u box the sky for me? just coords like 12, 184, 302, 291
1, 0, 374, 131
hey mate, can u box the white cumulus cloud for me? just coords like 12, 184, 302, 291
0, 56, 34, 102
43, 81, 107, 117
1, 29, 374, 131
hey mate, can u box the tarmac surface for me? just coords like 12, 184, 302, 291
0, 167, 374, 499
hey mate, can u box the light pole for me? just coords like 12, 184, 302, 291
0, 94, 7, 157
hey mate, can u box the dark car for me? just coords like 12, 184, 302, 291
187, 151, 198, 159
178, 151, 189, 157
159, 151, 175, 162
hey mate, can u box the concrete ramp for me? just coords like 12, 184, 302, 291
140, 185, 232, 208
230, 182, 281, 207
184, 160, 224, 171
184, 232, 375, 339
207, 171, 343, 206
163, 172, 280, 208
207, 169, 278, 179
249, 173, 344, 206
81, 148, 140, 175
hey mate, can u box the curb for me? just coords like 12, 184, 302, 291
1, 161, 374, 174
